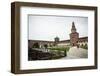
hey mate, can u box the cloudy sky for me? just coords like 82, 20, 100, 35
28, 15, 88, 41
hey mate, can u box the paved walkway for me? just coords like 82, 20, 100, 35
61, 47, 88, 59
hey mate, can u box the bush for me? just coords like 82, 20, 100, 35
32, 43, 40, 48
80, 44, 88, 49
48, 46, 70, 52
44, 44, 48, 49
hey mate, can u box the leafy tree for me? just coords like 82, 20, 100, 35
44, 44, 48, 49
32, 43, 40, 48
80, 43, 88, 49
84, 44, 88, 49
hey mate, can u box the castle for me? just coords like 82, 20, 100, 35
28, 22, 88, 48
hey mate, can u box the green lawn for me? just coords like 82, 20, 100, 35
47, 46, 70, 59
48, 46, 70, 52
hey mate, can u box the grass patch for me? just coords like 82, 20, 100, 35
48, 46, 70, 52
80, 44, 88, 50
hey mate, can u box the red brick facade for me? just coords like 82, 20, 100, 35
70, 22, 79, 46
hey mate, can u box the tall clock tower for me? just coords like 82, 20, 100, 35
70, 22, 79, 46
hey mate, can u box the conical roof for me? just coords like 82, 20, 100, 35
71, 22, 76, 32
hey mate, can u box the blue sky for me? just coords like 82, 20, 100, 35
28, 15, 88, 41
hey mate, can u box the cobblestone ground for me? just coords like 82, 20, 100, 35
61, 46, 88, 59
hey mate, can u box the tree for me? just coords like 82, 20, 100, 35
44, 44, 48, 49
84, 44, 88, 49
32, 43, 40, 48
43, 44, 48, 52
80, 43, 88, 49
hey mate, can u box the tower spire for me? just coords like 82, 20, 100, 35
71, 22, 76, 33
72, 22, 75, 27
